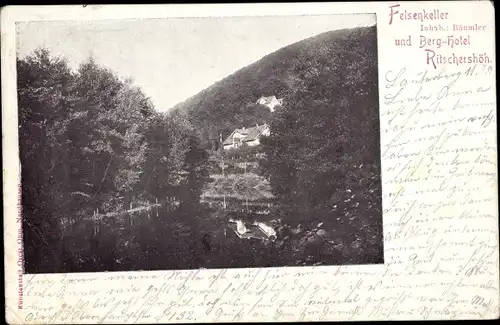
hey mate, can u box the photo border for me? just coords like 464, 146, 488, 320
2, 2, 498, 323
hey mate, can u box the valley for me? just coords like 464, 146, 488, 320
20, 24, 383, 273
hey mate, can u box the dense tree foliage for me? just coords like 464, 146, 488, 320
260, 26, 383, 263
18, 49, 210, 273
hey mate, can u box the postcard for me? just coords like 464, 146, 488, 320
2, 1, 498, 323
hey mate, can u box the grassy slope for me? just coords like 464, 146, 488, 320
202, 173, 273, 201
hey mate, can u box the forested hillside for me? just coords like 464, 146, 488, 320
172, 26, 377, 146
259, 24, 382, 263
182, 24, 382, 265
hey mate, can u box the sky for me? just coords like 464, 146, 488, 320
17, 14, 375, 111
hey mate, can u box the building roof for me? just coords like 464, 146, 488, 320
256, 96, 284, 112
223, 124, 269, 145
257, 95, 283, 105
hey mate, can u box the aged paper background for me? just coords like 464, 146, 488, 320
2, 1, 498, 323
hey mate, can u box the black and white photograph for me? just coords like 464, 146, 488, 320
17, 14, 382, 274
